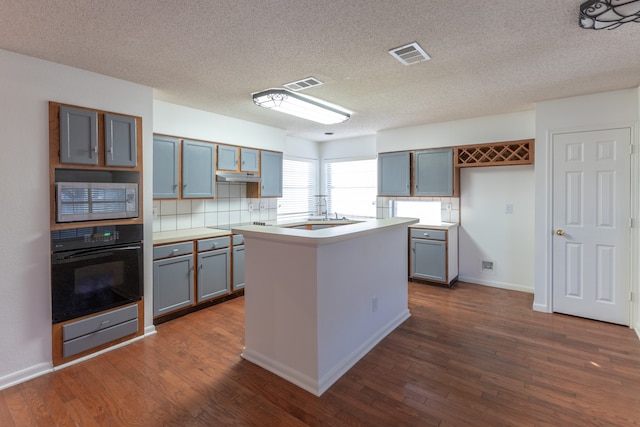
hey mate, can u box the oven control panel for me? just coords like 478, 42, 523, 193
51, 224, 143, 252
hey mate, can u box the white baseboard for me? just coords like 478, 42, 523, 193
242, 309, 411, 397
0, 362, 52, 391
458, 275, 534, 294
0, 331, 151, 391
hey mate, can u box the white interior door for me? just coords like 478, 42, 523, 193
552, 128, 631, 325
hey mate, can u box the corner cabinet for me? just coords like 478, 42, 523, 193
248, 151, 283, 197
378, 151, 411, 196
414, 148, 457, 197
410, 227, 458, 286
153, 136, 179, 198
182, 140, 216, 198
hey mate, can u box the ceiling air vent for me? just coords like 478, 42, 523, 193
389, 42, 431, 66
283, 77, 324, 92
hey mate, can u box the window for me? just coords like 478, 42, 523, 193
325, 159, 377, 218
277, 157, 317, 220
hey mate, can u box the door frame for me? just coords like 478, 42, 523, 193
541, 122, 638, 328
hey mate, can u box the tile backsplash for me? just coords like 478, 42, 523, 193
153, 182, 277, 232
376, 196, 460, 223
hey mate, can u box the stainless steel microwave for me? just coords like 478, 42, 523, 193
56, 182, 139, 223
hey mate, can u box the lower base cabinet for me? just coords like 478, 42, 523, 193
410, 226, 459, 286
233, 244, 245, 290
153, 253, 194, 316
153, 235, 233, 319
197, 248, 230, 302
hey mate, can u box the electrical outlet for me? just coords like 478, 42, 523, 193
248, 203, 253, 212
372, 296, 378, 313
482, 260, 494, 272
259, 202, 266, 210
505, 203, 513, 214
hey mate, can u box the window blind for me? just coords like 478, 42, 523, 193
325, 159, 377, 218
278, 158, 317, 220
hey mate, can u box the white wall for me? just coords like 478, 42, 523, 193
460, 165, 535, 291
0, 49, 154, 389
153, 100, 286, 151
377, 112, 536, 292
285, 136, 320, 160
533, 89, 639, 316
377, 111, 535, 152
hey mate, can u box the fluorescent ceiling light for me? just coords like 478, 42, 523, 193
579, 0, 640, 29
252, 88, 351, 125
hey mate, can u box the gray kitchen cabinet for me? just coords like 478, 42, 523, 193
217, 144, 238, 170
197, 236, 230, 302
415, 148, 455, 196
182, 140, 216, 198
259, 150, 283, 197
153, 136, 179, 198
232, 235, 245, 291
59, 106, 99, 165
104, 113, 137, 167
378, 151, 411, 196
410, 227, 458, 286
153, 252, 194, 317
240, 148, 259, 172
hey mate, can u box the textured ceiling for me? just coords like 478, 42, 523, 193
1, 1, 640, 142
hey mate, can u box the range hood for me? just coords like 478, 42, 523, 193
215, 171, 261, 183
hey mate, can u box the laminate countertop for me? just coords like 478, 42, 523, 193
152, 227, 231, 245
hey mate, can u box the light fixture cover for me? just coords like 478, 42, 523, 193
252, 88, 351, 125
580, 0, 640, 29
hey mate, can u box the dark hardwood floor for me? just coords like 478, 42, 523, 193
2, 282, 640, 426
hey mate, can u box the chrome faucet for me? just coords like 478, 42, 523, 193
320, 197, 328, 220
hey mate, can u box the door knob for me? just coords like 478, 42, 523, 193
555, 229, 565, 236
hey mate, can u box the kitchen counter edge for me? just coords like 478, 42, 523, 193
153, 227, 232, 245
232, 217, 419, 246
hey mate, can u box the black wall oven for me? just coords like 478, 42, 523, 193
51, 224, 143, 324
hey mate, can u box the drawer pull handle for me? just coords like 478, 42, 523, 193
172, 248, 179, 253
424, 233, 430, 237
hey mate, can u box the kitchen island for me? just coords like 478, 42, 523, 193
232, 217, 418, 396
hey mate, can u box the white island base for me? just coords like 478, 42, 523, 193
233, 218, 418, 396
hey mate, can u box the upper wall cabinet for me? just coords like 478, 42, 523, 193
240, 148, 259, 173
218, 145, 260, 173
259, 151, 283, 197
153, 136, 179, 199
104, 114, 137, 167
414, 148, 457, 197
247, 151, 282, 198
59, 106, 138, 167
378, 151, 411, 196
182, 140, 216, 199
217, 145, 239, 171
59, 106, 99, 165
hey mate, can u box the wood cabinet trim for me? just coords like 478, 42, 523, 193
454, 139, 534, 168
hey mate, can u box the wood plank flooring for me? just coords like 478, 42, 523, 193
2, 281, 639, 426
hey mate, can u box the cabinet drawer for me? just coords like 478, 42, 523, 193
63, 304, 138, 341
232, 234, 244, 246
63, 318, 138, 358
411, 229, 446, 241
197, 236, 230, 252
153, 241, 193, 260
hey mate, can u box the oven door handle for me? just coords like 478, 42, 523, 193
55, 245, 142, 261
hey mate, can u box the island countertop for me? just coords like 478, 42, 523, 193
232, 217, 419, 246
